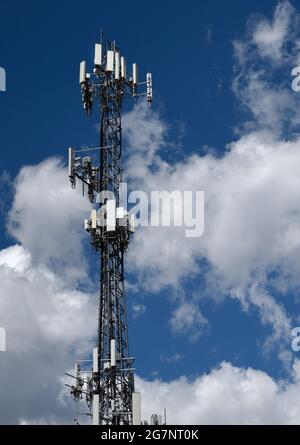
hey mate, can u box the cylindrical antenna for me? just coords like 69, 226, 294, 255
68, 147, 75, 178
121, 57, 126, 79
132, 63, 138, 86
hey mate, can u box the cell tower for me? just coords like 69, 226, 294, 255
66, 35, 152, 425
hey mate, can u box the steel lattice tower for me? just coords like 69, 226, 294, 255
67, 36, 152, 425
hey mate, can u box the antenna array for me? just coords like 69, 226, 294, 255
66, 35, 152, 425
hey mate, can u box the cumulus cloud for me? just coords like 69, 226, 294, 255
232, 1, 300, 134
233, 1, 298, 66
116, 2, 300, 355
117, 3, 300, 349
0, 160, 96, 425
7, 157, 91, 283
1, 0, 300, 426
124, 103, 298, 347
137, 360, 300, 425
252, 1, 294, 62
0, 244, 97, 424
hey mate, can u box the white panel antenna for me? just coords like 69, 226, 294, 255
129, 214, 135, 233
93, 395, 100, 426
94, 43, 102, 66
91, 210, 97, 229
132, 393, 142, 425
79, 61, 86, 84
93, 347, 99, 373
116, 207, 125, 219
110, 339, 116, 367
106, 199, 116, 231
106, 50, 114, 72
115, 52, 120, 80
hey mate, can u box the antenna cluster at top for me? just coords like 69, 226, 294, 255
79, 37, 153, 114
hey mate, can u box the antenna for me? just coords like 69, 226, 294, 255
106, 50, 114, 72
147, 73, 153, 103
79, 61, 86, 84
132, 63, 138, 85
115, 51, 120, 80
121, 56, 126, 79
94, 44, 102, 66
67, 34, 154, 426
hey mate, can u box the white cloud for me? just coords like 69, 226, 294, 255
123, 101, 167, 181
132, 303, 146, 318
170, 303, 208, 342
232, 1, 300, 134
19, 418, 59, 425
137, 360, 300, 425
120, 2, 300, 348
124, 103, 298, 345
159, 353, 184, 364
122, 9, 300, 356
0, 158, 96, 425
233, 71, 300, 134
0, 0, 300, 425
7, 157, 91, 283
0, 244, 31, 272
252, 1, 294, 61
0, 243, 96, 424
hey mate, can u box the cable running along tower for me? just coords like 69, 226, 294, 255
67, 35, 152, 425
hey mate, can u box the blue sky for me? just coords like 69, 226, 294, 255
2, 0, 300, 424
0, 0, 280, 172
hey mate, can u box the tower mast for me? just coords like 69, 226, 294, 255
67, 36, 152, 425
